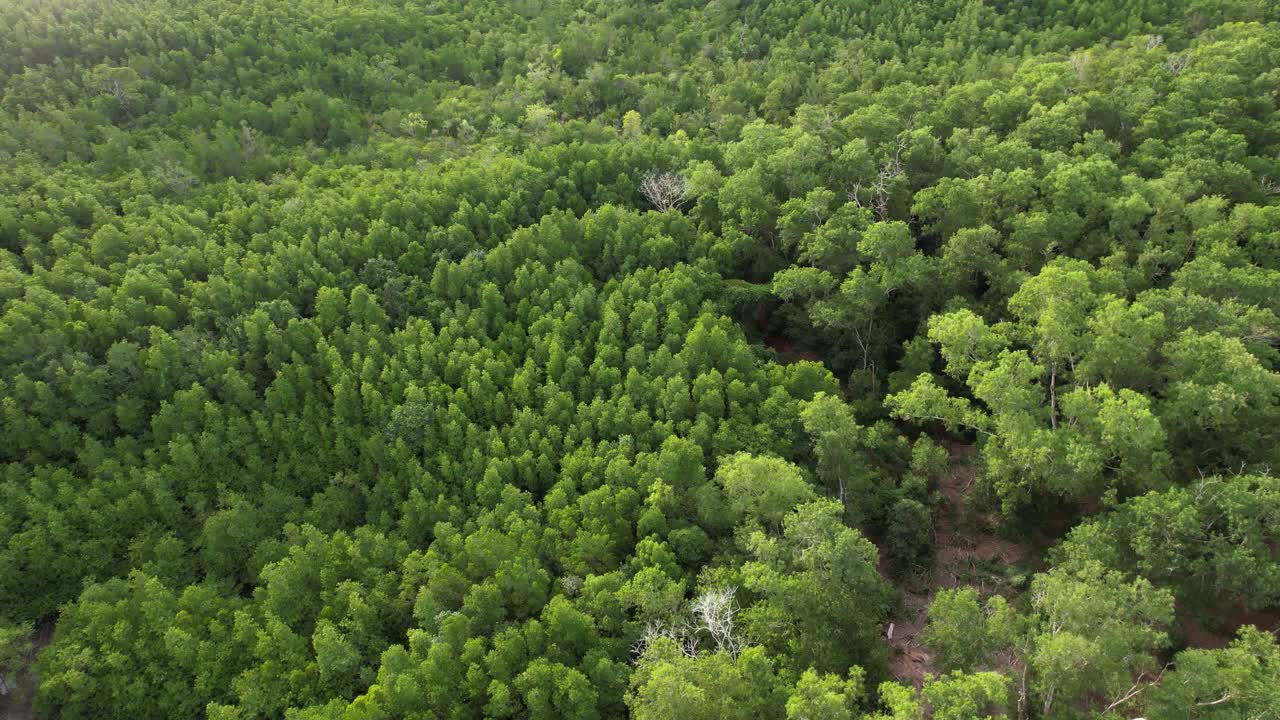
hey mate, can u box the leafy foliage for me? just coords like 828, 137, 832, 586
0, 0, 1277, 717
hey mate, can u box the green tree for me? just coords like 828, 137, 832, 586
628, 637, 799, 720
741, 500, 889, 676
785, 668, 864, 720
1144, 627, 1280, 719
715, 453, 816, 530
922, 588, 992, 673
995, 562, 1175, 717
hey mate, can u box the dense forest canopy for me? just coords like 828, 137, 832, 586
0, 0, 1278, 717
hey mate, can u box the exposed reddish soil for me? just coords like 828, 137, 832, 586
764, 333, 823, 362
752, 293, 823, 363
1178, 602, 1280, 650
885, 440, 1031, 688
880, 441, 1280, 689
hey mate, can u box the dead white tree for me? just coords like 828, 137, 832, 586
239, 120, 259, 158
691, 586, 740, 658
1165, 52, 1191, 75
559, 574, 584, 597
151, 160, 199, 197
630, 586, 743, 663
639, 171, 691, 212
631, 620, 693, 662
101, 78, 131, 114
848, 132, 908, 222
1069, 51, 1091, 79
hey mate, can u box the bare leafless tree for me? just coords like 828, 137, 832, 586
1165, 52, 1191, 75
639, 171, 691, 212
691, 587, 740, 658
239, 121, 259, 158
1070, 51, 1091, 79
1146, 34, 1164, 50
151, 160, 199, 197
848, 132, 909, 222
559, 574, 584, 597
631, 620, 691, 662
1261, 176, 1280, 196
101, 78, 131, 114
630, 586, 743, 663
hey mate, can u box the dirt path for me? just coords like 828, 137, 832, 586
885, 440, 1030, 688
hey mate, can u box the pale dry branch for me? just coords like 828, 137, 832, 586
640, 172, 692, 212
691, 586, 741, 658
